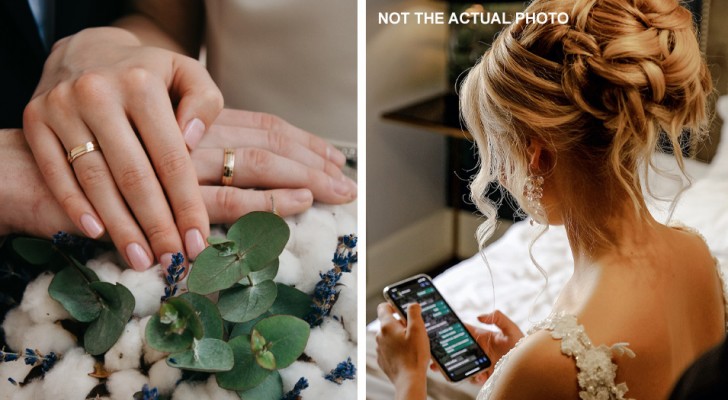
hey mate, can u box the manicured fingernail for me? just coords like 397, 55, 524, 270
80, 213, 104, 238
185, 229, 206, 260
329, 146, 346, 166
126, 243, 152, 271
183, 118, 205, 149
332, 176, 351, 196
294, 189, 313, 204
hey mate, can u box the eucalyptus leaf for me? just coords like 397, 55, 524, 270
207, 236, 238, 256
237, 371, 283, 400
255, 350, 276, 370
250, 329, 266, 353
187, 250, 249, 295
268, 284, 313, 320
252, 316, 310, 370
179, 293, 224, 340
241, 259, 279, 286
226, 212, 289, 273
229, 312, 271, 339
218, 280, 277, 323
146, 314, 194, 353
11, 237, 55, 265
216, 335, 272, 391
166, 338, 233, 372
84, 282, 135, 355
145, 297, 204, 353
48, 263, 102, 322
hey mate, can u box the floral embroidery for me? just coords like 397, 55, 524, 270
478, 313, 635, 400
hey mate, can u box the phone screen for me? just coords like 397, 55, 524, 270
384, 275, 491, 382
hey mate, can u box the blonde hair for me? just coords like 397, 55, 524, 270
461, 0, 712, 252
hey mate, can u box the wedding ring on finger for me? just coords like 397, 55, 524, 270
222, 148, 235, 186
67, 141, 101, 164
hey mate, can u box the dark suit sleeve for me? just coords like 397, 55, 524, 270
669, 336, 728, 400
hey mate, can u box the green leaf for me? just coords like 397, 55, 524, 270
187, 250, 249, 295
218, 280, 277, 323
84, 282, 135, 355
216, 335, 272, 391
252, 316, 310, 370
188, 212, 289, 295
268, 284, 313, 320
250, 329, 266, 353
48, 262, 101, 322
241, 259, 279, 286
255, 350, 276, 370
145, 297, 204, 353
237, 371, 283, 400
146, 314, 194, 353
179, 293, 224, 340
159, 303, 179, 324
11, 237, 55, 265
227, 212, 289, 272
166, 338, 233, 372
207, 236, 238, 256
229, 313, 271, 339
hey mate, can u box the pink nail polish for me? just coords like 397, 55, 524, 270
80, 213, 104, 238
185, 229, 206, 260
183, 118, 205, 149
332, 176, 350, 196
126, 243, 152, 271
160, 253, 174, 268
329, 147, 347, 166
294, 189, 313, 204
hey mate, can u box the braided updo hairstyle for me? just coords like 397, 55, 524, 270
461, 0, 712, 251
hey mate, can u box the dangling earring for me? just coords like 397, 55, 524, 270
524, 174, 544, 225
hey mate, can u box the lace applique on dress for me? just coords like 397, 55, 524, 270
477, 313, 636, 400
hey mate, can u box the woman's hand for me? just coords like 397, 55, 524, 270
23, 27, 223, 270
190, 109, 356, 219
443, 310, 524, 385
376, 303, 429, 400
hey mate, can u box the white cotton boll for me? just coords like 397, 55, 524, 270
41, 347, 98, 400
316, 203, 357, 237
279, 361, 327, 398
204, 376, 239, 400
8, 380, 40, 400
104, 319, 142, 372
305, 319, 355, 372
118, 265, 165, 317
139, 316, 167, 365
19, 272, 70, 324
0, 361, 33, 399
329, 379, 357, 400
283, 217, 298, 252
172, 381, 210, 400
107, 369, 149, 400
293, 206, 338, 260
87, 258, 122, 283
274, 249, 302, 286
148, 360, 182, 395
331, 272, 357, 343
21, 322, 76, 355
2, 308, 34, 352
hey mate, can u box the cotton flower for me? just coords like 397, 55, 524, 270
87, 258, 123, 283
2, 309, 34, 352
203, 376, 238, 400
305, 319, 356, 372
41, 347, 98, 400
104, 319, 142, 372
0, 360, 33, 399
275, 249, 302, 286
330, 271, 357, 343
107, 369, 149, 400
279, 361, 335, 400
20, 322, 76, 355
7, 380, 40, 400
19, 272, 70, 324
148, 359, 182, 395
118, 266, 165, 317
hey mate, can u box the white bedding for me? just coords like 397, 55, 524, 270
366, 97, 728, 399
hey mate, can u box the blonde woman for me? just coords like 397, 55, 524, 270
376, 0, 728, 399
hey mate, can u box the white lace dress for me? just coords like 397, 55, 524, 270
478, 254, 728, 400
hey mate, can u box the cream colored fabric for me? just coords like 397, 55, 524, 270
204, 0, 356, 144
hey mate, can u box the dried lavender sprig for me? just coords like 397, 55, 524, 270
161, 252, 185, 301
281, 377, 309, 400
325, 357, 356, 384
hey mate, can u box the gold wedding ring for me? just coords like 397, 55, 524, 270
222, 148, 235, 186
67, 141, 100, 164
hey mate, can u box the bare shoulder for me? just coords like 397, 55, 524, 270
487, 330, 579, 400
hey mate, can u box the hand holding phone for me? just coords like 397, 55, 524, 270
383, 274, 491, 382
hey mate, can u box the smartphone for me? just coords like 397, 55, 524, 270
383, 274, 491, 382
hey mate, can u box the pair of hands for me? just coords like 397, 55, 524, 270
376, 304, 523, 396
20, 27, 355, 270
